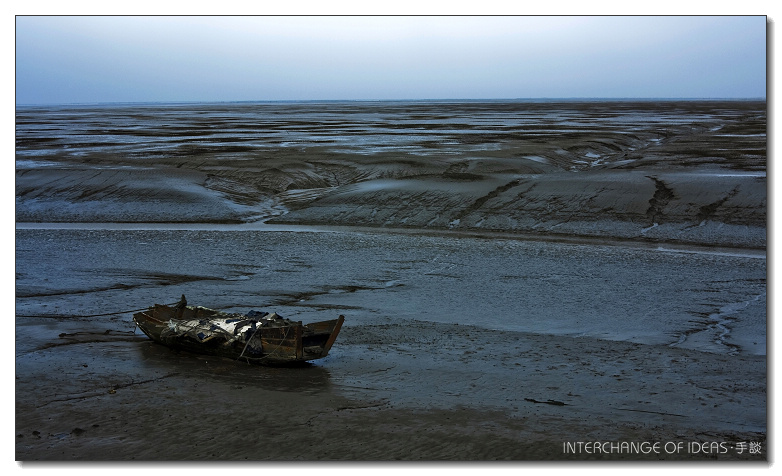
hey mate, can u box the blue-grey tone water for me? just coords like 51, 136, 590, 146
15, 227, 766, 356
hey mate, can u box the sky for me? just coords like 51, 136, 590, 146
14, 15, 768, 104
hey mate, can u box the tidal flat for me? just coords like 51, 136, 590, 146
15, 100, 767, 460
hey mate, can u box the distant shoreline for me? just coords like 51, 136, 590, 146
14, 97, 768, 108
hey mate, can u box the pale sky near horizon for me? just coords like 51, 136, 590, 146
15, 15, 767, 105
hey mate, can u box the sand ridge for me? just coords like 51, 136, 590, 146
16, 100, 766, 249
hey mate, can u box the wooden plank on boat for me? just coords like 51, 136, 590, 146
320, 315, 345, 356
259, 326, 302, 360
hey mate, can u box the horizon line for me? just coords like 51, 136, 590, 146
15, 96, 768, 107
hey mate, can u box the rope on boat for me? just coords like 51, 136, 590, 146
16, 301, 180, 319
238, 324, 292, 363
238, 324, 262, 363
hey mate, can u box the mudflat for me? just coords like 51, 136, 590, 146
15, 100, 767, 461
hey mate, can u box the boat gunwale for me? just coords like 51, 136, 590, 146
132, 302, 344, 364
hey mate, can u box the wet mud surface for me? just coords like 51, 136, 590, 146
15, 229, 766, 461
16, 100, 766, 248
15, 101, 767, 461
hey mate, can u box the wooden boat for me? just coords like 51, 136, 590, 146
133, 296, 344, 364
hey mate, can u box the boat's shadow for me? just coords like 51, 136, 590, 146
136, 339, 334, 394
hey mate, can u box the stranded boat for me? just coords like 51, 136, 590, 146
133, 296, 344, 364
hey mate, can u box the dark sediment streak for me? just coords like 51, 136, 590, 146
16, 100, 767, 249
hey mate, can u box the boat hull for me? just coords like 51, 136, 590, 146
133, 302, 344, 364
